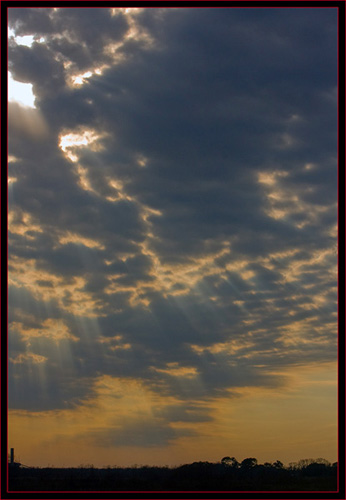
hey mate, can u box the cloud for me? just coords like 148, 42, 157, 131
8, 6, 337, 455
88, 419, 197, 448
153, 403, 213, 423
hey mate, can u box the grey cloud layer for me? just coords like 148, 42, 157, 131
8, 8, 337, 441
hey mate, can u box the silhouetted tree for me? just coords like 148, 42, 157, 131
221, 456, 238, 467
240, 457, 258, 469
297, 458, 315, 469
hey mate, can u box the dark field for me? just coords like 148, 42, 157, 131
8, 459, 338, 491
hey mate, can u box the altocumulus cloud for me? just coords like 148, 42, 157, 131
8, 7, 337, 445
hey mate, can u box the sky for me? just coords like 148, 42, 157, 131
8, 7, 338, 469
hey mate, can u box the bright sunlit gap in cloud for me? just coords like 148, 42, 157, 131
8, 27, 45, 47
8, 72, 36, 109
59, 129, 104, 162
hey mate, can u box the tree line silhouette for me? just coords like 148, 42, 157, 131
8, 456, 337, 491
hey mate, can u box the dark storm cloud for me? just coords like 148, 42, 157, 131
8, 7, 337, 429
75, 17, 336, 262
9, 42, 65, 97
8, 8, 55, 35
52, 8, 128, 47
9, 147, 147, 265
9, 362, 96, 411
9, 8, 129, 96
8, 285, 61, 328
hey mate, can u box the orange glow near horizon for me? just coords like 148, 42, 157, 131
8, 362, 337, 468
